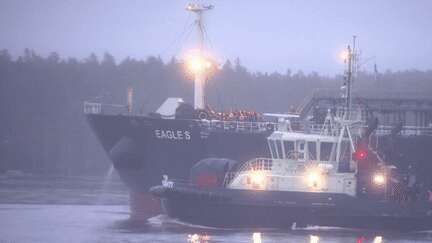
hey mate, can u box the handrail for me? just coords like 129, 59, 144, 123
83, 101, 432, 136
223, 157, 272, 186
198, 120, 277, 133
83, 101, 127, 115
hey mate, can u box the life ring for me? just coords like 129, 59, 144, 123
197, 110, 209, 120
266, 123, 274, 131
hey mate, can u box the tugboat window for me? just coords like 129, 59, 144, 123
320, 142, 334, 161
307, 141, 317, 161
276, 140, 284, 159
283, 141, 294, 158
297, 140, 305, 160
338, 140, 352, 172
269, 140, 277, 159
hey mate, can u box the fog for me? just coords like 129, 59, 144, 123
1, 0, 432, 75
0, 50, 431, 174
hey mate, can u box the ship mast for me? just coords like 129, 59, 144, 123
186, 3, 213, 110
344, 35, 358, 120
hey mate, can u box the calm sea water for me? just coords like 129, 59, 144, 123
1, 175, 432, 243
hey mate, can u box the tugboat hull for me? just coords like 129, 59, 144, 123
151, 184, 432, 231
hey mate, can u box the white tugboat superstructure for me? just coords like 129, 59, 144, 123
225, 108, 361, 197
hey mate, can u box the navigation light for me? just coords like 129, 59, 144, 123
373, 173, 386, 186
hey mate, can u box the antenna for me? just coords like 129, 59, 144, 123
343, 35, 358, 120
186, 3, 214, 110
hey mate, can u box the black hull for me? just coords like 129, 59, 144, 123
151, 184, 432, 231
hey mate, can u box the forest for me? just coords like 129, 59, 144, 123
1, 49, 431, 175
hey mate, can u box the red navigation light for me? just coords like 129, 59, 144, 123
354, 149, 368, 161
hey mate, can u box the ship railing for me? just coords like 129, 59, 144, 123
199, 120, 278, 133
306, 124, 332, 135
223, 157, 273, 186
83, 101, 128, 115
307, 123, 432, 137
374, 125, 432, 136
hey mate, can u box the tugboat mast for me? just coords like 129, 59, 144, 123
344, 35, 358, 120
186, 3, 213, 110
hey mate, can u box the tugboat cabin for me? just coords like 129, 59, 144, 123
226, 128, 359, 197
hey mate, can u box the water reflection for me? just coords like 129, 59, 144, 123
187, 233, 210, 243
373, 236, 383, 243
252, 232, 262, 243
310, 235, 319, 243
357, 235, 384, 243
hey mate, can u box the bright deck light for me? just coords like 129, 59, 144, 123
186, 55, 211, 74
184, 50, 214, 75
305, 169, 322, 188
339, 49, 349, 62
373, 173, 386, 186
250, 171, 265, 184
249, 171, 266, 189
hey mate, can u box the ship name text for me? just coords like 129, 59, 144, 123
155, 129, 191, 140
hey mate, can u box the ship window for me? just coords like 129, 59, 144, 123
338, 140, 352, 172
276, 140, 283, 159
284, 141, 295, 158
320, 142, 334, 161
307, 141, 317, 160
269, 140, 277, 159
297, 140, 305, 160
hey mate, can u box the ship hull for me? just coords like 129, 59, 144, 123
151, 184, 432, 231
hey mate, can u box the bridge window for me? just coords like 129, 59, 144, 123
338, 140, 352, 172
284, 141, 295, 158
276, 140, 283, 159
320, 142, 335, 162
307, 141, 317, 160
269, 140, 277, 159
297, 140, 305, 160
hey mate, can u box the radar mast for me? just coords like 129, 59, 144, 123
343, 36, 359, 120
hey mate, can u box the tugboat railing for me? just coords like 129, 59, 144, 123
223, 157, 273, 186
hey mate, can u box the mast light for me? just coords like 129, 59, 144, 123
339, 50, 349, 62
185, 54, 213, 75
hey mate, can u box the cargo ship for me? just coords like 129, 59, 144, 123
84, 3, 432, 219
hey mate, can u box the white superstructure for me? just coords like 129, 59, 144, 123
225, 108, 363, 197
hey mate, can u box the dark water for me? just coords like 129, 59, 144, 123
1, 175, 432, 243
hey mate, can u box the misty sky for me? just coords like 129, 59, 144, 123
0, 0, 431, 75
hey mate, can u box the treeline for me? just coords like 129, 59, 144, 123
0, 49, 431, 175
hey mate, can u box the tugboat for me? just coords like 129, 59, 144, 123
151, 110, 432, 231
150, 42, 432, 231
